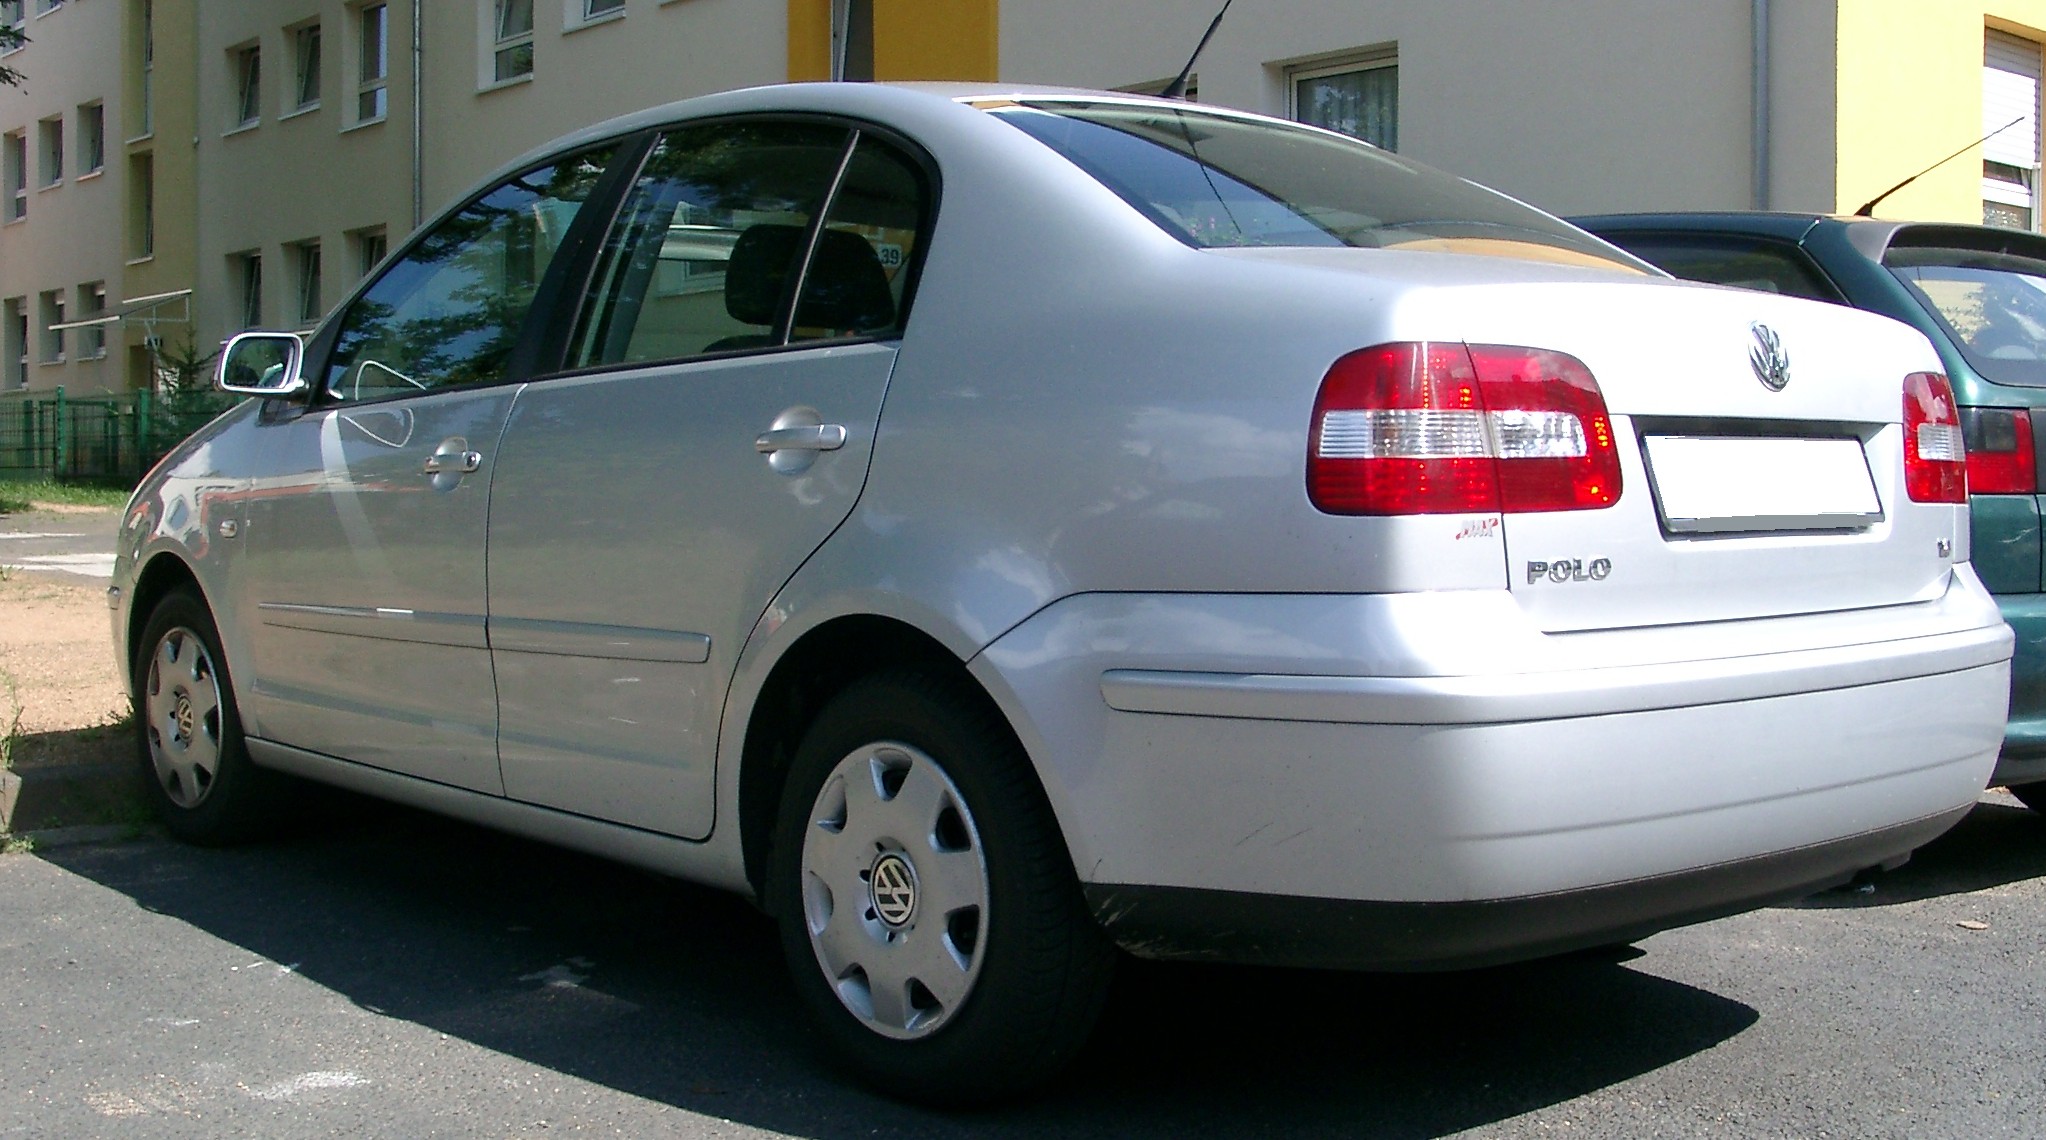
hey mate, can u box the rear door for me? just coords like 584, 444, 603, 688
486, 122, 931, 837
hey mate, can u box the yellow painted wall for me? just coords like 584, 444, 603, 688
1837, 1, 2046, 220
788, 0, 998, 82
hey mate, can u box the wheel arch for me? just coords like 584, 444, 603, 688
736, 612, 1039, 901
125, 552, 207, 693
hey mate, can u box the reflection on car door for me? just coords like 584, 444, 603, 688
486, 124, 930, 837
239, 147, 619, 793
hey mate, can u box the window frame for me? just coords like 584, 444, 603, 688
545, 112, 942, 381
78, 101, 105, 175
292, 240, 323, 326
488, 0, 535, 86
233, 250, 263, 329
37, 289, 64, 364
36, 115, 61, 188
569, 0, 625, 31
1286, 47, 1399, 152
230, 42, 262, 130
353, 2, 388, 125
3, 130, 25, 221
77, 281, 107, 359
290, 21, 323, 113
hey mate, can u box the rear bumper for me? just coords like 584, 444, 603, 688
976, 580, 2011, 968
1085, 807, 1964, 971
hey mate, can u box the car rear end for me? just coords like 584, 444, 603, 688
957, 98, 2013, 969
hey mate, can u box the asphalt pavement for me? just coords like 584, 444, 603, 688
0, 510, 119, 582
1, 788, 2041, 1138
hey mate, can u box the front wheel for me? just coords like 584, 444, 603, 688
134, 588, 284, 844
767, 669, 1114, 1105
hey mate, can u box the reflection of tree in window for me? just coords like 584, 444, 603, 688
324, 148, 613, 399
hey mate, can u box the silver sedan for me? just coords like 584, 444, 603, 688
112, 83, 2012, 1103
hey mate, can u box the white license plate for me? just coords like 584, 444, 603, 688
1642, 435, 1882, 534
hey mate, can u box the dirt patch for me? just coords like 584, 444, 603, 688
0, 571, 130, 771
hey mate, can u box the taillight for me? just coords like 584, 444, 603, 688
1903, 372, 1967, 503
1307, 341, 1622, 515
1959, 407, 2036, 495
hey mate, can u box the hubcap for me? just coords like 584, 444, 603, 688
144, 627, 224, 809
799, 742, 990, 1040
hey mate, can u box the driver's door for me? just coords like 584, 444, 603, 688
237, 146, 621, 792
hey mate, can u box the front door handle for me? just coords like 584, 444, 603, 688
423, 449, 483, 475
754, 424, 847, 454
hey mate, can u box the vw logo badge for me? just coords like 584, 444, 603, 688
1749, 322, 1791, 392
869, 853, 919, 928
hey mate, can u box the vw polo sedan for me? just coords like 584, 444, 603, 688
114, 84, 2012, 1103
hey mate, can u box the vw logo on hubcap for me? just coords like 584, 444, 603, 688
869, 853, 919, 928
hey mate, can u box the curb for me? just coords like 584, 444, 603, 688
0, 760, 143, 835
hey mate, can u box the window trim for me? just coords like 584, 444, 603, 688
290, 21, 323, 113
78, 101, 105, 175
486, 0, 536, 86
353, 2, 389, 126
565, 0, 626, 33
36, 115, 61, 189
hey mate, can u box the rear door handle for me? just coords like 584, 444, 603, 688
754, 424, 847, 454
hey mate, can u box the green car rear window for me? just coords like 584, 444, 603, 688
1887, 246, 2046, 388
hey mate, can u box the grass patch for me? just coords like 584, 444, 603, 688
1, 834, 34, 855
0, 479, 131, 513
0, 670, 21, 773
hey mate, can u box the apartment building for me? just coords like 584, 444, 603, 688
5, 0, 2046, 393
0, 0, 196, 395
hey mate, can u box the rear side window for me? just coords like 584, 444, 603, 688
1887, 246, 2046, 388
568, 121, 927, 369
1598, 233, 1843, 303
982, 99, 1641, 272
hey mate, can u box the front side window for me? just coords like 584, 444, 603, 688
356, 3, 388, 121
492, 0, 534, 82
986, 100, 1639, 270
324, 146, 616, 400
1888, 244, 2046, 387
1292, 54, 1398, 151
232, 44, 261, 128
570, 121, 919, 369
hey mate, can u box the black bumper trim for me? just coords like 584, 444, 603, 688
1084, 808, 1967, 972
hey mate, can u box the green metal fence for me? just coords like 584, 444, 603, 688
0, 387, 238, 486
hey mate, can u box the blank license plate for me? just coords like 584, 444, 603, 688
1643, 435, 1882, 534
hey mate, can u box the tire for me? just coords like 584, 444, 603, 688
133, 588, 284, 844
766, 668, 1115, 1105
2010, 781, 2046, 815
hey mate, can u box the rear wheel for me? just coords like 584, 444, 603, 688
767, 669, 1114, 1105
2010, 781, 2046, 815
134, 589, 283, 844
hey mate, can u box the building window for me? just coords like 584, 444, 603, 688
351, 226, 388, 278
35, 0, 61, 13
232, 43, 262, 129
493, 0, 534, 82
292, 241, 323, 325
830, 0, 873, 82
355, 3, 388, 122
1984, 30, 2041, 230
577, 0, 625, 23
1290, 50, 1398, 151
129, 151, 154, 256
79, 102, 104, 173
233, 252, 263, 329
36, 116, 60, 187
138, 0, 155, 136
37, 290, 64, 363
78, 282, 107, 359
292, 23, 322, 111
2, 298, 25, 390
1, 1, 22, 33
3, 131, 25, 221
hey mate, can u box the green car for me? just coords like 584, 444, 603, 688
1576, 213, 2046, 814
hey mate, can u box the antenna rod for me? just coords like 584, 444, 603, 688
1159, 0, 1234, 100
1856, 116, 2025, 217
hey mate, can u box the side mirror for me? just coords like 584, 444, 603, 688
217, 332, 308, 398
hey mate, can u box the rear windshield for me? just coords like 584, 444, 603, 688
981, 99, 1643, 272
1887, 246, 2046, 387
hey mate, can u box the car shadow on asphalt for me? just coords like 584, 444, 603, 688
37, 791, 1759, 1138
1787, 797, 2046, 910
